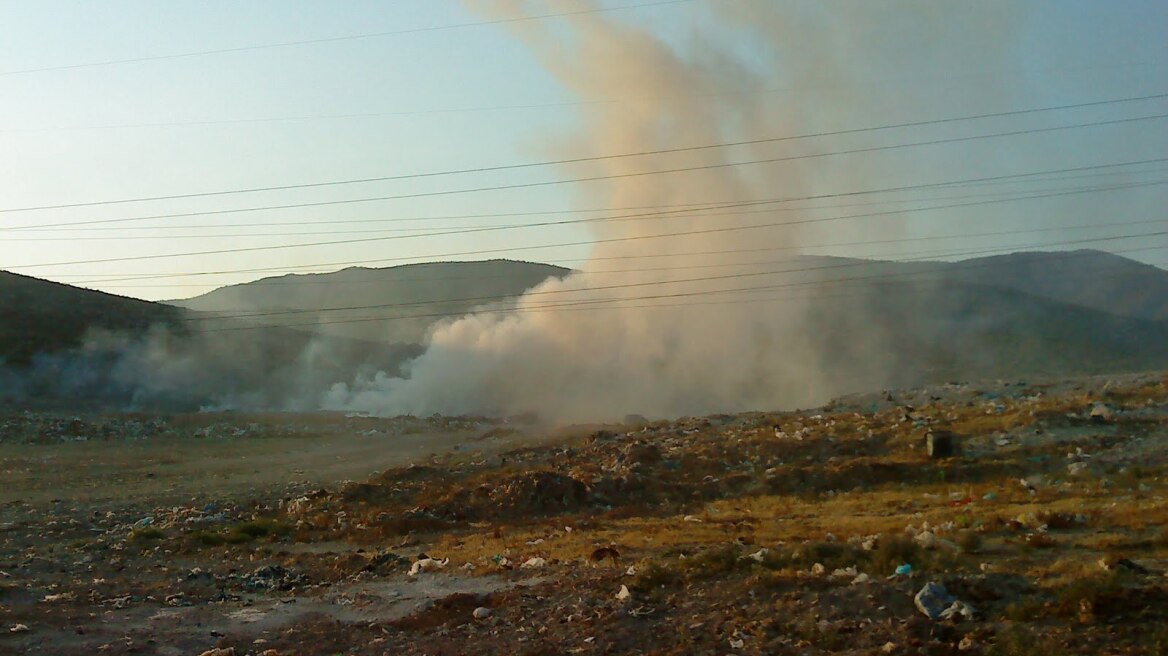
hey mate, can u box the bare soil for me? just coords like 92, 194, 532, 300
2, 373, 1167, 655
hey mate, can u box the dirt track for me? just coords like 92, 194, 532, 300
0, 413, 552, 508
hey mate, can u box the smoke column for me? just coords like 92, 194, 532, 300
328, 0, 1026, 421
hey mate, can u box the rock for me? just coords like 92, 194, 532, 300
914, 531, 941, 549
9, 623, 30, 633
197, 649, 235, 656
926, 430, 959, 458
1089, 403, 1115, 423
616, 585, 631, 601
408, 557, 449, 576
520, 557, 547, 569
958, 634, 977, 651
473, 606, 493, 619
914, 582, 955, 620
243, 565, 307, 591
745, 548, 768, 563
852, 573, 871, 584
1067, 461, 1090, 475
1098, 555, 1152, 574
939, 600, 977, 622
810, 563, 826, 576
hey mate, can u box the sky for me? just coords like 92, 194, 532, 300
0, 0, 1166, 302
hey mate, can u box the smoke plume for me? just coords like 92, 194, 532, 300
327, 0, 1027, 421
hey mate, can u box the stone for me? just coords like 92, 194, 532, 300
473, 606, 493, 619
939, 600, 977, 622
1089, 403, 1115, 423
408, 557, 449, 576
914, 582, 955, 620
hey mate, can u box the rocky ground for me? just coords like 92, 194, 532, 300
2, 372, 1167, 655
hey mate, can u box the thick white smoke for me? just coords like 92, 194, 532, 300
327, 0, 1025, 421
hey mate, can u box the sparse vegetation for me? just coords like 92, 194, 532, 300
3, 372, 1167, 654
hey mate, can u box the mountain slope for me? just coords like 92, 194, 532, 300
0, 271, 185, 368
801, 279, 1168, 398
169, 259, 571, 343
937, 249, 1168, 322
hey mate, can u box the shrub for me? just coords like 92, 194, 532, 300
128, 527, 165, 543
958, 530, 983, 554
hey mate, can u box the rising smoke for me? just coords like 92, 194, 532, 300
2, 1, 1037, 419
326, 0, 1026, 421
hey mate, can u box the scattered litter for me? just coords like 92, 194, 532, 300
744, 548, 769, 563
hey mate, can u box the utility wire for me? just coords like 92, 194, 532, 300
19, 160, 1168, 234
0, 0, 695, 77
11, 174, 1165, 270
3, 92, 1164, 215
9, 177, 1164, 241
8, 112, 1165, 234
81, 215, 1168, 289
192, 242, 1168, 333
49, 162, 1168, 284
182, 228, 1168, 324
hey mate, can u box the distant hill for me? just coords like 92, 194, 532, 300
0, 271, 419, 410
3, 250, 1167, 412
168, 259, 571, 343
0, 271, 185, 368
937, 249, 1168, 322
799, 278, 1168, 398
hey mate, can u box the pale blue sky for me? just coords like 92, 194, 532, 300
0, 0, 1165, 300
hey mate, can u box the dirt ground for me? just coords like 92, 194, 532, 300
2, 373, 1167, 655
0, 413, 553, 507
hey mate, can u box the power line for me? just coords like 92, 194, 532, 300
12, 170, 1164, 270
4, 93, 1164, 215
0, 0, 695, 77
19, 160, 1168, 233
81, 215, 1168, 289
47, 162, 1168, 284
6, 59, 1165, 135
191, 242, 1168, 333
182, 229, 1168, 324
9, 177, 1163, 242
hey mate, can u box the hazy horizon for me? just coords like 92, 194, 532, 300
0, 0, 1165, 303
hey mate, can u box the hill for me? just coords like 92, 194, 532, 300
0, 270, 185, 368
168, 259, 572, 343
0, 270, 420, 410
3, 251, 1167, 412
938, 249, 1168, 321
